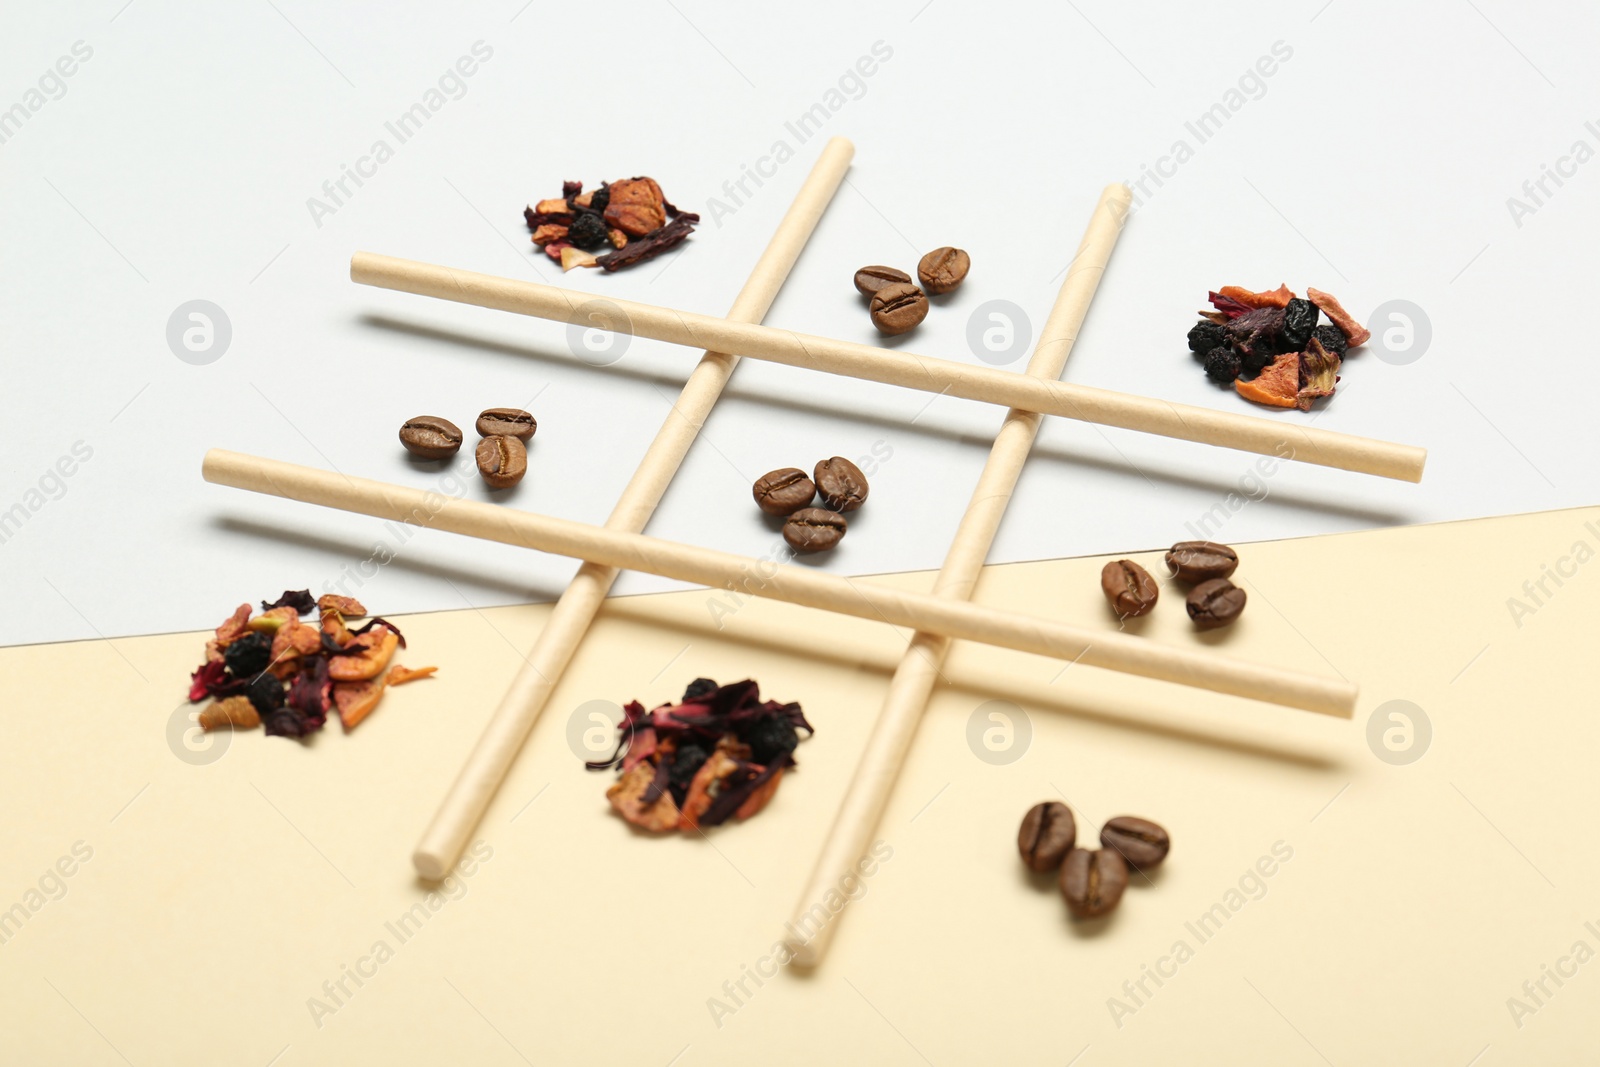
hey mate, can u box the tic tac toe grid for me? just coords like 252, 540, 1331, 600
202, 137, 1424, 966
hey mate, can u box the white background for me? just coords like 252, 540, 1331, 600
2, 0, 1595, 647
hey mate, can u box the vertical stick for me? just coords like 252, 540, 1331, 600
411, 138, 856, 880
783, 184, 1132, 965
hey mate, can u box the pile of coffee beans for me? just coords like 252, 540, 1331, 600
399, 407, 536, 490
752, 457, 869, 553
854, 245, 970, 336
1097, 540, 1247, 631
1018, 802, 1170, 920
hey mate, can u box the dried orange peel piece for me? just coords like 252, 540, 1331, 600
333, 676, 387, 731
1307, 287, 1371, 347
1219, 283, 1295, 309
607, 762, 681, 832
1235, 351, 1301, 408
328, 627, 400, 682
387, 664, 438, 686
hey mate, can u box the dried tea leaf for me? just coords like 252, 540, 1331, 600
1306, 287, 1371, 348
387, 664, 438, 685
199, 695, 260, 732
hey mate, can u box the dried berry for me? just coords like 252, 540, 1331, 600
683, 678, 718, 700
224, 631, 273, 679
1187, 320, 1227, 353
1280, 298, 1319, 351
245, 671, 286, 716
588, 183, 610, 216
567, 211, 608, 251
1202, 346, 1242, 383
1239, 347, 1275, 375
742, 713, 799, 764
1312, 323, 1348, 358
668, 742, 710, 793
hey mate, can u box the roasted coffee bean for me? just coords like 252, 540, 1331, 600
1164, 541, 1239, 582
853, 264, 912, 296
917, 246, 970, 295
475, 435, 527, 489
782, 507, 846, 552
752, 468, 816, 516
476, 407, 537, 441
869, 281, 929, 336
1100, 816, 1170, 871
1018, 801, 1077, 873
398, 416, 464, 460
1186, 578, 1246, 629
1100, 559, 1158, 619
813, 456, 869, 512
1059, 848, 1128, 919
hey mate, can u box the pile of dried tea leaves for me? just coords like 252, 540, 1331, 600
186, 590, 435, 740
524, 177, 700, 273
588, 678, 813, 832
1185, 285, 1371, 411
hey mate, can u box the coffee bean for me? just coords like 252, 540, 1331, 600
917, 246, 970, 295
869, 281, 929, 336
813, 456, 869, 512
475, 435, 527, 489
782, 507, 846, 552
1018, 801, 1076, 873
752, 468, 816, 516
1059, 848, 1128, 919
476, 407, 537, 441
1100, 560, 1158, 619
399, 416, 463, 460
1100, 816, 1170, 871
853, 264, 912, 296
1164, 541, 1239, 582
1186, 578, 1246, 629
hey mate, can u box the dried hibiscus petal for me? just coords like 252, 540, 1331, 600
287, 657, 332, 731
1206, 292, 1254, 319
1296, 336, 1341, 411
260, 589, 316, 615
188, 659, 238, 702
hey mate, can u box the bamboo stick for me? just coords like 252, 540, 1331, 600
202, 449, 1358, 726
401, 139, 852, 879
786, 183, 1127, 967
351, 253, 1426, 483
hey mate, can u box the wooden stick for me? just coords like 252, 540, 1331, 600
351, 253, 1427, 483
786, 184, 1127, 967
202, 449, 1358, 724
405, 139, 852, 879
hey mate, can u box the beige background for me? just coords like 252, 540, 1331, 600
2, 506, 1596, 1064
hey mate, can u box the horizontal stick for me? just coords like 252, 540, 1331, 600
351, 252, 1426, 483
202, 449, 1357, 718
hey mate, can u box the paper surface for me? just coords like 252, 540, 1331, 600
1, 507, 1595, 1064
